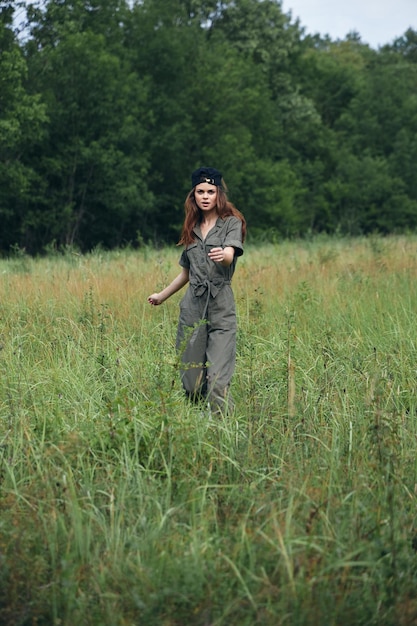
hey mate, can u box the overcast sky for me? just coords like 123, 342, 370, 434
282, 0, 416, 48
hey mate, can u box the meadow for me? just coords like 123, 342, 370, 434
1, 236, 417, 626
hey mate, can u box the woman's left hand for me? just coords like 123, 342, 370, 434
208, 247, 225, 263
208, 246, 235, 267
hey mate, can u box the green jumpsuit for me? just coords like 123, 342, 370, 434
176, 215, 244, 413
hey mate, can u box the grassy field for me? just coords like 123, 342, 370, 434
1, 236, 417, 625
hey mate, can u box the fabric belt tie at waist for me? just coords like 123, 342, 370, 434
192, 278, 230, 298
191, 278, 231, 322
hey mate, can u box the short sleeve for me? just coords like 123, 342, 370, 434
223, 217, 244, 257
179, 249, 190, 269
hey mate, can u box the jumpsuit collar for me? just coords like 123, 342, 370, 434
193, 217, 222, 241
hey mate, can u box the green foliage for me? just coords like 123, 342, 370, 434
2, 1, 417, 252
0, 12, 47, 250
324, 152, 417, 234
22, 3, 153, 251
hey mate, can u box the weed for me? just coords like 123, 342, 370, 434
1, 237, 417, 625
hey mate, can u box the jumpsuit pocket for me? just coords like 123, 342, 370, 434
178, 290, 202, 326
205, 238, 223, 253
186, 242, 206, 268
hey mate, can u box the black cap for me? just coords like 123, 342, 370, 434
191, 167, 222, 188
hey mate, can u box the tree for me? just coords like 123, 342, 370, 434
2, 0, 417, 251
387, 28, 417, 63
324, 153, 417, 234
0, 4, 47, 251
23, 0, 153, 251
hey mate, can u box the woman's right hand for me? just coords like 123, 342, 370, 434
147, 269, 189, 307
148, 293, 162, 305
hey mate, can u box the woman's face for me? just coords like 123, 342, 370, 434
194, 183, 218, 213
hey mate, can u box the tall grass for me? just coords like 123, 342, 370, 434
1, 236, 417, 625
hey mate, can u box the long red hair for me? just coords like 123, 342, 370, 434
178, 181, 246, 247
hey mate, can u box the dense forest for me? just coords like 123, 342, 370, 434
1, 0, 417, 253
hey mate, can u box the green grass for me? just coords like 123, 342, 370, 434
1, 236, 417, 625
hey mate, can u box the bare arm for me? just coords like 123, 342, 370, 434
148, 267, 189, 305
207, 246, 235, 267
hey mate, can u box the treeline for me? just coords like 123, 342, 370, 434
1, 0, 417, 253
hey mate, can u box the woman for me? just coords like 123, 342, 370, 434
148, 167, 246, 414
